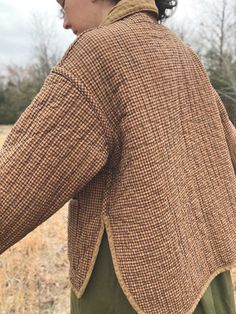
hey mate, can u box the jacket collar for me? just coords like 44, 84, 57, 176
99, 0, 159, 27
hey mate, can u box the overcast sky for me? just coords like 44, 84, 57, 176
0, 0, 195, 68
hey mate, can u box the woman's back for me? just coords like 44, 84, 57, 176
1, 0, 236, 313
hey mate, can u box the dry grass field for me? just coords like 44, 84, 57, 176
0, 125, 70, 313
0, 124, 236, 313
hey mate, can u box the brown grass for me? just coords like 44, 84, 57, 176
0, 125, 70, 313
0, 124, 235, 313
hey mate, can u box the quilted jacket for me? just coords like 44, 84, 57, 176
1, 0, 236, 313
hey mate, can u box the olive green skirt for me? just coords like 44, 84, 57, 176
70, 229, 236, 314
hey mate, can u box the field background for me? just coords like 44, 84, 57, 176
0, 125, 70, 313
0, 124, 236, 313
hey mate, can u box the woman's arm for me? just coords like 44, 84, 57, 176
0, 68, 109, 255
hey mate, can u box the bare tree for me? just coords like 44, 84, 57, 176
193, 0, 236, 65
28, 11, 62, 86
190, 0, 236, 118
163, 0, 204, 58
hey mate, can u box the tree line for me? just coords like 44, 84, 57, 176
0, 0, 235, 125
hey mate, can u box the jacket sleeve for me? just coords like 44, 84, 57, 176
214, 89, 236, 174
0, 68, 110, 255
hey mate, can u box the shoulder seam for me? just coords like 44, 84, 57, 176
51, 67, 115, 152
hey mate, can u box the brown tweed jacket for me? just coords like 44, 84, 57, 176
1, 0, 236, 313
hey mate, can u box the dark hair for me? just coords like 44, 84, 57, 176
155, 0, 178, 22
110, 0, 178, 23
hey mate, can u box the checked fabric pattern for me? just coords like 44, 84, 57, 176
1, 7, 236, 314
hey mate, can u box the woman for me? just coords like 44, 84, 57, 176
60, 0, 236, 313
0, 0, 236, 313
